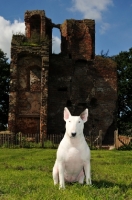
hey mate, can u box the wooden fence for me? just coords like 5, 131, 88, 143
1, 130, 131, 149
0, 130, 103, 148
0, 131, 65, 148
114, 130, 132, 149
0, 131, 40, 148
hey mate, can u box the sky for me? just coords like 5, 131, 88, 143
0, 0, 132, 61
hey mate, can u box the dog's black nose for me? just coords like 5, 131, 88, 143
71, 132, 76, 137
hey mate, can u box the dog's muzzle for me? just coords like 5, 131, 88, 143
71, 132, 76, 137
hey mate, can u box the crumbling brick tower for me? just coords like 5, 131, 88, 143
8, 10, 51, 140
8, 10, 117, 144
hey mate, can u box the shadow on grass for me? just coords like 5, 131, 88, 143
92, 180, 132, 191
59, 180, 132, 191
0, 189, 5, 195
92, 180, 114, 188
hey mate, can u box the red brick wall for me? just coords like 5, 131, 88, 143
9, 10, 117, 144
61, 19, 95, 60
9, 43, 49, 140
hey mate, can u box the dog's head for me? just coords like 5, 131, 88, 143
64, 107, 88, 138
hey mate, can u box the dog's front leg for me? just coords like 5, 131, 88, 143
84, 161, 91, 185
58, 162, 65, 189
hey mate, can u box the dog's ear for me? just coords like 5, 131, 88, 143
64, 107, 71, 121
80, 109, 88, 123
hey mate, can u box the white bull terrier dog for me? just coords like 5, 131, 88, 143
53, 107, 91, 189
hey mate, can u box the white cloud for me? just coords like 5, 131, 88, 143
70, 0, 113, 21
0, 16, 61, 61
52, 35, 61, 54
99, 22, 110, 34
0, 16, 25, 60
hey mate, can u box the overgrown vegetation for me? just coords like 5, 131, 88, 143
12, 32, 50, 46
0, 149, 131, 200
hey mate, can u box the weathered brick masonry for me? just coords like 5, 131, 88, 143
8, 10, 117, 144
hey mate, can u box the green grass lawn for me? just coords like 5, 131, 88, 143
0, 148, 132, 200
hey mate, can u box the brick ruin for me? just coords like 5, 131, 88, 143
8, 10, 117, 144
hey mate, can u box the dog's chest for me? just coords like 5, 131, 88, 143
65, 147, 83, 163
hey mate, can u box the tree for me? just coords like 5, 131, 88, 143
100, 49, 109, 58
115, 48, 132, 135
0, 49, 10, 130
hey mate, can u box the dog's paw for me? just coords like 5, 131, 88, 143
86, 178, 92, 185
54, 181, 58, 185
59, 185, 65, 190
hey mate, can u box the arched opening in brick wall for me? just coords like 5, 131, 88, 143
52, 28, 61, 54
30, 14, 41, 42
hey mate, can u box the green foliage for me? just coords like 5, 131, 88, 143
44, 140, 58, 149
0, 149, 131, 200
0, 49, 10, 130
114, 48, 132, 135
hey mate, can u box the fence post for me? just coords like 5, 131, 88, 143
89, 130, 92, 148
19, 132, 23, 147
41, 133, 44, 148
99, 130, 103, 149
114, 129, 118, 149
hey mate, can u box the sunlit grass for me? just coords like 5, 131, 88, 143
0, 149, 132, 200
